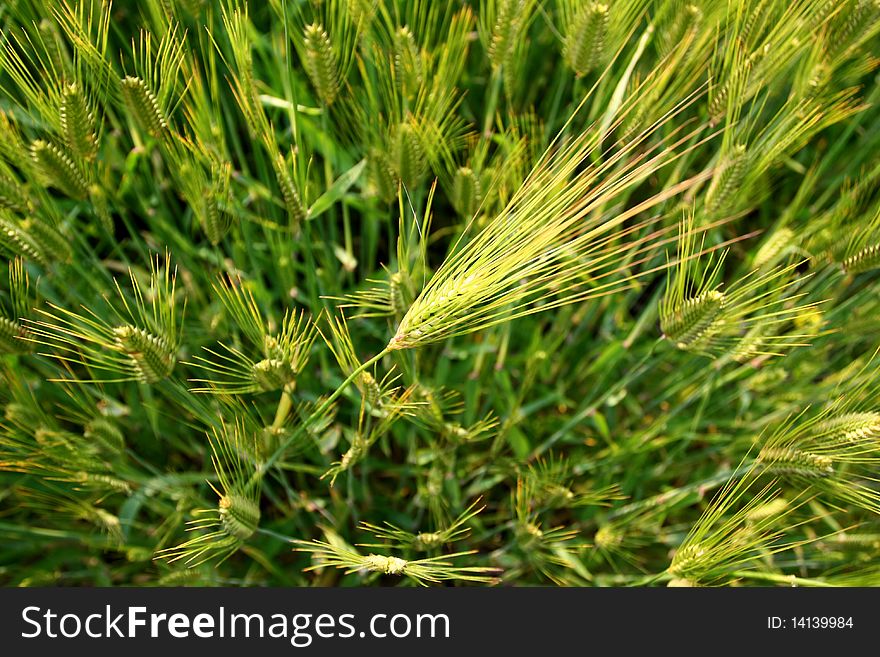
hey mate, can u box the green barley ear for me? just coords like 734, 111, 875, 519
451, 166, 483, 219
752, 227, 796, 269
0, 169, 29, 213
60, 83, 98, 162
366, 148, 397, 201
190, 275, 317, 395
0, 217, 45, 265
111, 325, 175, 384
319, 314, 399, 410
330, 268, 418, 321
26, 252, 182, 383
388, 81, 710, 351
667, 462, 810, 586
294, 533, 498, 585
119, 25, 184, 140
83, 416, 125, 455
482, 0, 535, 72
757, 371, 880, 516
389, 121, 427, 190
322, 384, 418, 484
303, 23, 341, 106
393, 26, 423, 99
0, 215, 72, 266
837, 205, 880, 274
0, 258, 34, 354
661, 290, 726, 351
759, 446, 833, 479
389, 271, 415, 320
201, 161, 233, 246
23, 217, 73, 264
156, 421, 262, 567
120, 76, 168, 139
842, 245, 880, 274
358, 499, 485, 552
704, 143, 748, 217
659, 3, 703, 57
30, 140, 88, 199
272, 151, 307, 231
563, 2, 609, 77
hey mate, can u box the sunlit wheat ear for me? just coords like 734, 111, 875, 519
190, 275, 317, 395
752, 227, 796, 269
120, 76, 168, 138
563, 2, 609, 77
303, 23, 340, 106
294, 534, 498, 585
24, 252, 183, 383
59, 83, 98, 162
30, 140, 88, 199
388, 83, 715, 351
660, 215, 820, 359
482, 0, 535, 72
156, 421, 262, 567
810, 412, 880, 444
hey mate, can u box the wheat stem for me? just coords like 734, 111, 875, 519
729, 570, 835, 587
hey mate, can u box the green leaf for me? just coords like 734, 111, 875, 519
307, 159, 367, 220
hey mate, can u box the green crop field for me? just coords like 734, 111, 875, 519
1, 0, 879, 587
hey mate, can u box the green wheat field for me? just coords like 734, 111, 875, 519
1, 0, 879, 587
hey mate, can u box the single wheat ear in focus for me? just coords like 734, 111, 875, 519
155, 420, 262, 567
24, 251, 183, 383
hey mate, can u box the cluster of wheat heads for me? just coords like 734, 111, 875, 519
1, 0, 879, 587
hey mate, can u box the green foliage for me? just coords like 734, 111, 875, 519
1, 0, 879, 588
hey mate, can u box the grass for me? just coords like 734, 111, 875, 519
0, 0, 879, 587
